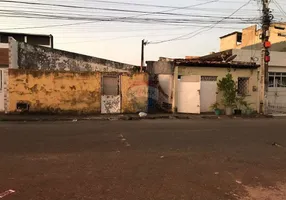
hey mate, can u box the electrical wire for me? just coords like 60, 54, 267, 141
273, 0, 286, 17
0, 0, 228, 30
149, 0, 255, 44
0, 0, 219, 17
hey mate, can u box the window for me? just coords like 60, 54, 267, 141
237, 77, 249, 95
201, 76, 217, 81
102, 76, 119, 95
236, 33, 242, 45
269, 76, 274, 87
268, 72, 286, 88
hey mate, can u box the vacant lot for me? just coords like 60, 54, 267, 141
0, 118, 286, 200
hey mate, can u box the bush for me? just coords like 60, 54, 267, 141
217, 73, 236, 107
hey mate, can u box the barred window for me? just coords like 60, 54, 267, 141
237, 77, 249, 95
269, 72, 286, 88
201, 76, 217, 81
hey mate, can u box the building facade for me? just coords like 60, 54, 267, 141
147, 59, 259, 114
220, 23, 286, 52
7, 70, 148, 114
0, 37, 149, 114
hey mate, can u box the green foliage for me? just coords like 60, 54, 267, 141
217, 73, 237, 107
210, 102, 220, 111
235, 95, 248, 110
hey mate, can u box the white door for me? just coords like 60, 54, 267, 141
0, 70, 4, 112
177, 75, 201, 114
200, 76, 218, 113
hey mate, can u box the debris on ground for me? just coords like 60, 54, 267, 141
72, 119, 78, 122
160, 156, 165, 159
0, 189, 15, 198
236, 180, 242, 184
139, 112, 147, 118
272, 142, 283, 148
214, 172, 219, 175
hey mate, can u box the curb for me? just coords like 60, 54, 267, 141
0, 114, 273, 122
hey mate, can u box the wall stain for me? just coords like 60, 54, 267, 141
18, 42, 140, 72
8, 69, 101, 114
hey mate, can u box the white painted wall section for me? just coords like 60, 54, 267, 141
177, 75, 201, 114
200, 81, 217, 112
101, 95, 121, 114
8, 37, 19, 69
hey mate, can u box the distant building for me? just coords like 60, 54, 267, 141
0, 32, 54, 68
220, 23, 286, 52
0, 32, 53, 48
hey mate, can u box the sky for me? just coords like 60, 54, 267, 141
0, 0, 286, 65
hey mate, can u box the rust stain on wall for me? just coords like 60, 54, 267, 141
121, 73, 149, 113
8, 69, 101, 114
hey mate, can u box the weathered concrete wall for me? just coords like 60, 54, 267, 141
121, 73, 149, 113
15, 42, 138, 72
175, 66, 259, 111
146, 61, 174, 112
146, 61, 174, 75
8, 69, 101, 114
9, 37, 19, 69
147, 74, 173, 113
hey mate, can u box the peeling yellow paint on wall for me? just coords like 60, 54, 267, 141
8, 69, 101, 113
121, 73, 149, 113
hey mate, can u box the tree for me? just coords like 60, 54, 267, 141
217, 73, 236, 107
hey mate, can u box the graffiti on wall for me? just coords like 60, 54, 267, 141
148, 74, 173, 112
121, 74, 149, 113
101, 95, 121, 114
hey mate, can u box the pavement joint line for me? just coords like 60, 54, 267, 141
0, 189, 15, 199
117, 133, 131, 147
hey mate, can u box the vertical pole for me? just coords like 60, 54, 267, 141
260, 0, 271, 114
141, 39, 146, 72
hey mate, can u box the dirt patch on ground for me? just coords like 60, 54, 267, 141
241, 183, 286, 200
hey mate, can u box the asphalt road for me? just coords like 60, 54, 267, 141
0, 118, 286, 200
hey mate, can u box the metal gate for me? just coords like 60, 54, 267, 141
267, 72, 286, 114
200, 76, 217, 113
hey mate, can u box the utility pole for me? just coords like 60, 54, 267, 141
141, 39, 147, 72
259, 0, 272, 114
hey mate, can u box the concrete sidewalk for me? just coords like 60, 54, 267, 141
0, 113, 272, 122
